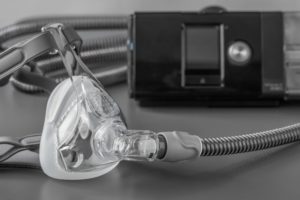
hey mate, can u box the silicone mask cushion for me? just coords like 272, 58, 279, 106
39, 76, 126, 180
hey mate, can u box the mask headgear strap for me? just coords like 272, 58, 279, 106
0, 24, 87, 167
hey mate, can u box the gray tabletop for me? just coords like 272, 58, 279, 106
1, 82, 300, 200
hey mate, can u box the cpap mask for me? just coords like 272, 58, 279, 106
0, 23, 299, 180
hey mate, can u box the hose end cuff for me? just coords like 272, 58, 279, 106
158, 131, 202, 162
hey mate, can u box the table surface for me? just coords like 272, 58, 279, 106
1, 82, 300, 200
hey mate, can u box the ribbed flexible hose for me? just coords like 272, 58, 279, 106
10, 34, 128, 92
17, 16, 128, 29
0, 16, 128, 46
10, 65, 127, 93
10, 33, 128, 93
201, 123, 300, 156
34, 33, 128, 75
0, 16, 129, 92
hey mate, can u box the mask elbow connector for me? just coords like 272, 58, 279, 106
96, 130, 203, 163
97, 129, 203, 163
112, 130, 160, 161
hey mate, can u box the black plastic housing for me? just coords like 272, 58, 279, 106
129, 11, 284, 106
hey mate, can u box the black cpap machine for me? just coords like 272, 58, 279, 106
129, 6, 300, 106
0, 6, 300, 180
0, 6, 299, 106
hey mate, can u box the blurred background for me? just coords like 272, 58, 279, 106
0, 0, 299, 26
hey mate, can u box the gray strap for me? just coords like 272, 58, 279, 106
12, 68, 57, 93
0, 25, 82, 87
0, 32, 56, 83
0, 135, 40, 166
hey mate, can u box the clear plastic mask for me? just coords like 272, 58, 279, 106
39, 76, 160, 180
40, 76, 119, 179
39, 24, 160, 180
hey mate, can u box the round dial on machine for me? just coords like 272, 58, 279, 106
227, 41, 252, 66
